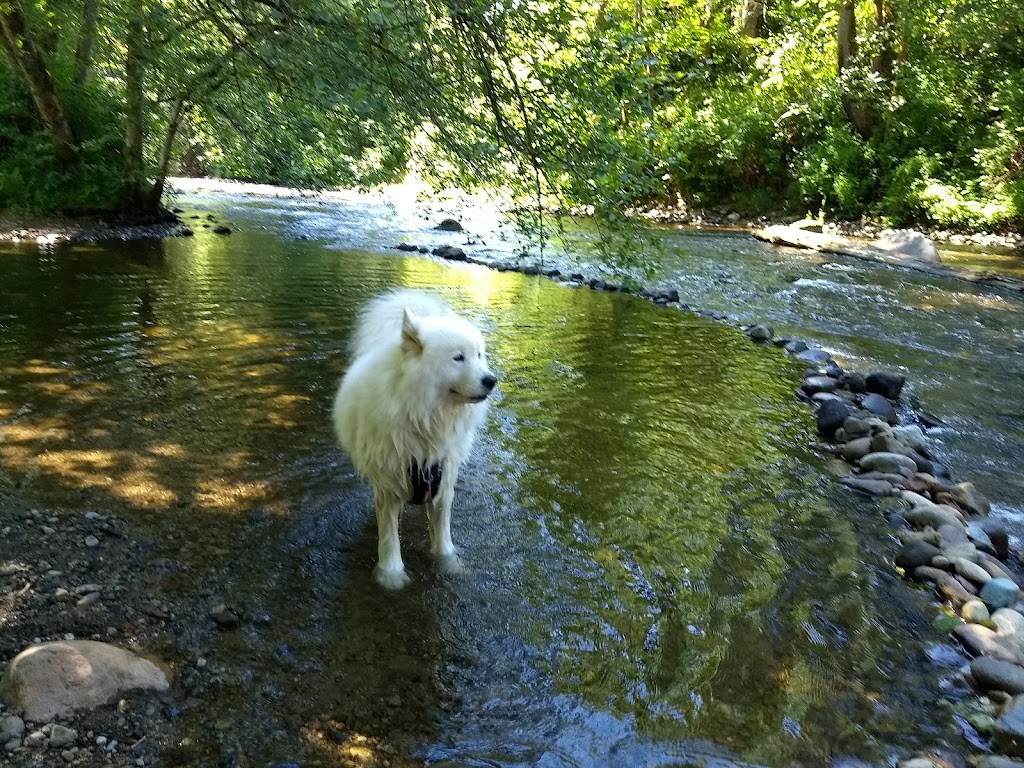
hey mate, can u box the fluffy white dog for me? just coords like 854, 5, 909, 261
332, 290, 496, 589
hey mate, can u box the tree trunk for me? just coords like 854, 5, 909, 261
871, 0, 895, 81
124, 0, 146, 204
0, 2, 79, 169
143, 96, 187, 212
837, 0, 876, 139
739, 0, 765, 37
74, 0, 101, 85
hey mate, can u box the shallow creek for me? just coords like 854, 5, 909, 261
2, 183, 1022, 766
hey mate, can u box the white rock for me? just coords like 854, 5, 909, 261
875, 229, 941, 263
0, 641, 169, 721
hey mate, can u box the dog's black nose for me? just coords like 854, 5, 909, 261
481, 374, 497, 390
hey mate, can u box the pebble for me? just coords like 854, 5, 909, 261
84, 535, 99, 547
75, 584, 103, 594
49, 724, 77, 748
62, 749, 75, 762
76, 591, 101, 607
24, 729, 46, 748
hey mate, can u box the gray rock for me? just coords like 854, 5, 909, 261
842, 477, 894, 496
211, 604, 240, 629
395, 243, 419, 252
913, 565, 973, 607
748, 325, 773, 341
842, 417, 870, 439
875, 229, 941, 264
966, 522, 998, 556
839, 437, 873, 462
49, 724, 77, 748
978, 520, 1010, 560
979, 554, 1022, 586
961, 599, 991, 624
84, 535, 99, 547
76, 591, 101, 607
859, 393, 898, 424
839, 372, 867, 393
801, 375, 837, 395
865, 370, 907, 400
860, 452, 916, 477
954, 557, 992, 586
941, 482, 991, 517
783, 340, 808, 354
857, 471, 909, 488
982, 579, 1023, 610
0, 715, 25, 741
994, 696, 1024, 757
970, 756, 1024, 768
790, 218, 824, 232
796, 349, 832, 365
972, 657, 1024, 694
892, 425, 928, 455
954, 623, 1024, 663
0, 640, 169, 721
896, 540, 942, 571
4, 737, 20, 752
212, 225, 232, 235
906, 505, 963, 529
432, 245, 467, 261
817, 399, 855, 439
24, 729, 46, 748
74, 584, 103, 595
435, 218, 464, 232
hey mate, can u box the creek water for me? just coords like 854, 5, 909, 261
1, 181, 1021, 767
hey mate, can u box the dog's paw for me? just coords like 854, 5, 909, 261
436, 553, 466, 575
374, 566, 412, 590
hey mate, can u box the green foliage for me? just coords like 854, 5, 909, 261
795, 126, 876, 218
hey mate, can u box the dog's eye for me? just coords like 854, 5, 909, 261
453, 353, 465, 362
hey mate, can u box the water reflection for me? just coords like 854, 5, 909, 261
0, 222, 955, 766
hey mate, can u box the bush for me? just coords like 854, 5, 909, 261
794, 126, 876, 219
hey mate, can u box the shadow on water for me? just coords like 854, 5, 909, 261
0, 222, 968, 766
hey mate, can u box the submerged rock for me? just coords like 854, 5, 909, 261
433, 245, 467, 261
0, 640, 169, 721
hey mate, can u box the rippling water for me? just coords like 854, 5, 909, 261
0, 190, 995, 766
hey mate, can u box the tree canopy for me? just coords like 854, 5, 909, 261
1, 0, 1022, 231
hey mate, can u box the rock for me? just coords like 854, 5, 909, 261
892, 425, 928, 455
747, 325, 773, 342
841, 417, 870, 439
0, 641, 169, 721
972, 657, 1024, 694
0, 715, 25, 741
994, 696, 1024, 757
435, 218, 464, 232
966, 522, 998, 556
432, 245, 466, 261
726, 212, 742, 223
802, 375, 837, 395
857, 471, 909, 488
211, 604, 240, 629
859, 393, 898, 424
982, 579, 1022, 610
49, 724, 77, 748
953, 557, 992, 586
790, 218, 824, 233
76, 592, 101, 607
84, 535, 99, 547
943, 482, 991, 517
978, 521, 1010, 560
212, 225, 232, 235
817, 399, 855, 439
954, 623, 1024, 663
860, 452, 916, 477
784, 340, 809, 354
796, 349, 832, 365
962, 599, 991, 624
899, 760, 948, 768
842, 477, 894, 496
875, 229, 941, 264
957, 574, 981, 595
906, 505, 964, 530
979, 554, 1022, 586
74, 584, 103, 595
896, 540, 943, 571
971, 757, 1024, 768
865, 371, 907, 400
395, 243, 418, 252
913, 565, 973, 607
839, 372, 867, 393
970, 756, 1024, 768
24, 729, 46, 748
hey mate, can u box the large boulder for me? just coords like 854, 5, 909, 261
866, 371, 906, 400
0, 641, 169, 721
875, 229, 941, 264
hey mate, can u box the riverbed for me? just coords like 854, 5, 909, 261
2, 180, 1022, 766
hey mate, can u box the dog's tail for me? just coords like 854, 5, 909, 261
350, 289, 453, 357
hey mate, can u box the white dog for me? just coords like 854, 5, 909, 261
332, 290, 496, 589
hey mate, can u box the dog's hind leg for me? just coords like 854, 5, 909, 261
427, 467, 464, 574
373, 490, 411, 590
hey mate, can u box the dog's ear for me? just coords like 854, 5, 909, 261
401, 308, 423, 354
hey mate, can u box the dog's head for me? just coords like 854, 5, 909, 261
401, 308, 497, 404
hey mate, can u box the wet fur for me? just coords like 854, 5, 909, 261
332, 290, 494, 589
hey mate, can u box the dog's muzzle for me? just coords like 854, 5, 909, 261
409, 461, 442, 503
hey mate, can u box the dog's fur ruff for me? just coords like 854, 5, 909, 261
332, 290, 495, 589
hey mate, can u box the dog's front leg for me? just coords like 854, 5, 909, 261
373, 490, 411, 590
427, 467, 464, 574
